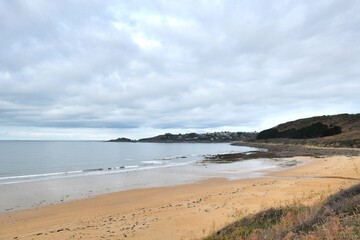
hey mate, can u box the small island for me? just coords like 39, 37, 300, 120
108, 137, 135, 142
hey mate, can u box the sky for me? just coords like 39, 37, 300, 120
0, 0, 359, 140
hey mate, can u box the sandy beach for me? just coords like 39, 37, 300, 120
0, 153, 359, 240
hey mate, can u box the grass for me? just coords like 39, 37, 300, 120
204, 183, 360, 240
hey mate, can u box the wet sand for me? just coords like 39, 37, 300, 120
0, 154, 359, 239
0, 158, 291, 213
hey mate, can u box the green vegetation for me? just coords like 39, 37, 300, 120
253, 113, 360, 148
204, 183, 360, 240
257, 122, 342, 140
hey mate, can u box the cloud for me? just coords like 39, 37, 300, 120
0, 0, 359, 139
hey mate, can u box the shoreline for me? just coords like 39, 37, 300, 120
0, 156, 294, 214
0, 142, 254, 186
1, 144, 359, 239
235, 141, 360, 157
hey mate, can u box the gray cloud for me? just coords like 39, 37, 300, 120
0, 0, 359, 139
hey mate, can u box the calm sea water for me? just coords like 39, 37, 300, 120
0, 141, 253, 184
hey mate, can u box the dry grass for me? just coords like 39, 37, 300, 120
204, 183, 360, 240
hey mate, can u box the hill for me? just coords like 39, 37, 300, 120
255, 113, 360, 148
138, 132, 256, 143
108, 132, 256, 143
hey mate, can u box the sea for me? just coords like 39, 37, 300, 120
0, 141, 254, 185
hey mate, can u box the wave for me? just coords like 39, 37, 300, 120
0, 170, 84, 181
142, 160, 163, 165
0, 150, 248, 185
156, 155, 187, 160
0, 160, 194, 185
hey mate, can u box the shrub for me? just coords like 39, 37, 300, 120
257, 122, 342, 140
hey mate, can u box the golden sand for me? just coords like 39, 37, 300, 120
1, 155, 359, 240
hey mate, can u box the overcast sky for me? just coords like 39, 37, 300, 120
0, 0, 359, 140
